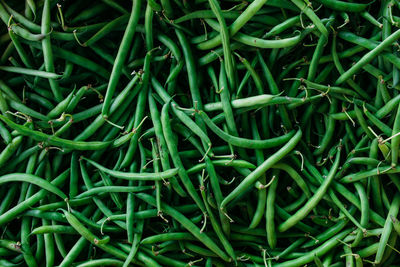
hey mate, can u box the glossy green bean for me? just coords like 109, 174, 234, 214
75, 186, 153, 199
197, 0, 268, 50
221, 129, 302, 210
102, 0, 142, 116
83, 157, 179, 181
278, 148, 340, 232
136, 193, 230, 262
336, 29, 400, 85
200, 111, 295, 149
375, 193, 400, 264
0, 115, 111, 150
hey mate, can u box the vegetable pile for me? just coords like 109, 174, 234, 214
1, 0, 400, 266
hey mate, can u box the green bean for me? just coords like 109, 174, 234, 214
20, 39, 110, 79
216, 62, 239, 144
204, 94, 302, 111
25, 0, 35, 20
275, 229, 353, 267
0, 135, 22, 168
391, 215, 400, 236
302, 79, 359, 97
208, 0, 235, 91
24, 92, 53, 110
272, 163, 311, 199
375, 193, 400, 264
336, 29, 400, 85
278, 147, 340, 232
258, 51, 292, 129
71, 1, 107, 24
47, 89, 75, 118
0, 173, 67, 200
175, 29, 211, 154
391, 102, 400, 167
0, 42, 14, 65
290, 0, 328, 39
8, 24, 45, 41
141, 232, 196, 244
141, 247, 187, 267
65, 86, 88, 113
0, 115, 111, 150
338, 31, 400, 70
23, 210, 66, 222
0, 80, 20, 102
283, 194, 307, 213
102, 0, 141, 116
200, 111, 295, 149
0, 168, 68, 226
119, 53, 150, 168
75, 76, 140, 142
264, 16, 300, 38
187, 159, 255, 174
361, 11, 382, 28
136, 193, 230, 262
40, 0, 62, 102
123, 199, 145, 267
266, 169, 279, 249
199, 169, 235, 260
316, 0, 368, 12
31, 225, 77, 235
341, 165, 400, 183
328, 191, 365, 232
199, 42, 243, 66
63, 210, 128, 260
363, 107, 392, 136
346, 157, 380, 167
87, 15, 130, 46
41, 215, 55, 267
171, 106, 212, 150
0, 184, 17, 217
148, 92, 185, 196
352, 182, 369, 247
353, 103, 375, 140
184, 242, 218, 257
0, 66, 61, 79
221, 129, 302, 210
0, 239, 21, 253
177, 10, 242, 23
76, 259, 125, 267
8, 29, 33, 68
232, 30, 303, 49
162, 103, 206, 212
302, 208, 355, 249
98, 170, 124, 210
275, 205, 318, 234
21, 216, 37, 267
205, 156, 230, 237
197, 0, 268, 50
8, 100, 49, 121
75, 186, 153, 199
58, 237, 87, 267
1, 1, 36, 32
83, 157, 179, 181
370, 139, 386, 217
80, 161, 127, 230
332, 35, 370, 99
0, 91, 9, 119
376, 94, 400, 118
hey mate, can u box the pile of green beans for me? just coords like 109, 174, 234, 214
1, 0, 400, 266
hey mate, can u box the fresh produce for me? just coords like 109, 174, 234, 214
0, 0, 400, 266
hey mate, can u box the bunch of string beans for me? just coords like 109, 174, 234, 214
0, 0, 400, 266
